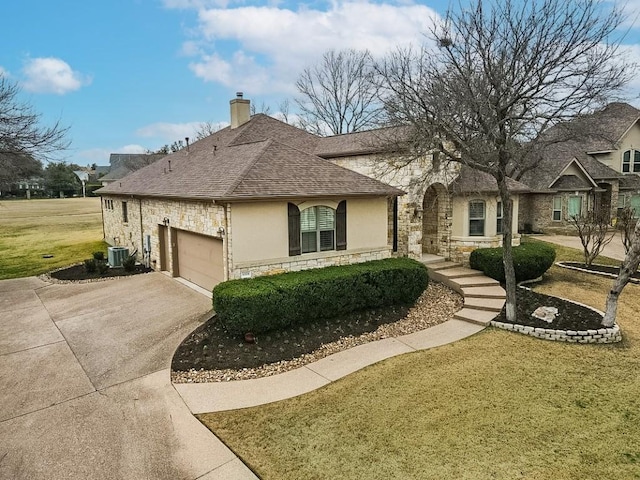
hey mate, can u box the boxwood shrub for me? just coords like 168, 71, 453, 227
213, 257, 429, 336
469, 241, 556, 283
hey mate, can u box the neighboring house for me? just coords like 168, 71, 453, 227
518, 102, 640, 234
98, 95, 404, 291
14, 177, 45, 199
100, 153, 163, 186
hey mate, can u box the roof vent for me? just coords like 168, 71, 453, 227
236, 92, 243, 99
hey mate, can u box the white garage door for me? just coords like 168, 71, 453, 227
176, 230, 224, 291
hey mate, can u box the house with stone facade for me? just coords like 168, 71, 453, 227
98, 95, 530, 291
98, 96, 404, 291
518, 102, 640, 234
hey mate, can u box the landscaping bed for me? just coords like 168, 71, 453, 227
494, 287, 603, 330
171, 282, 463, 383
47, 263, 154, 282
557, 261, 640, 283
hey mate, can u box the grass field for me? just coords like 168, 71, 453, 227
0, 198, 106, 279
199, 241, 640, 480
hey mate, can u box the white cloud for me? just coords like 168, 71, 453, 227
136, 121, 228, 142
22, 57, 91, 95
172, 1, 439, 94
121, 144, 148, 154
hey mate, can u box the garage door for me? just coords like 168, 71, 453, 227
176, 230, 224, 291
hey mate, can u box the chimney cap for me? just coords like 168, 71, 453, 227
236, 92, 243, 99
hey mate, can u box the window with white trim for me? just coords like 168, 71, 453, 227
469, 200, 485, 236
622, 150, 640, 173
552, 196, 562, 221
287, 202, 347, 256
496, 201, 503, 234
568, 196, 583, 218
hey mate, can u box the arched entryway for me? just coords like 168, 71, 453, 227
422, 183, 449, 255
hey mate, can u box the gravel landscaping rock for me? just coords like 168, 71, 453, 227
171, 282, 463, 383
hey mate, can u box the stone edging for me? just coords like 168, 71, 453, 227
555, 261, 640, 284
490, 285, 622, 344
490, 320, 621, 343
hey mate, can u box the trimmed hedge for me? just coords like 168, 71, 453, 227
469, 242, 556, 283
213, 257, 429, 336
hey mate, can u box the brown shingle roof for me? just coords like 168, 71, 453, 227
97, 115, 403, 200
314, 126, 409, 158
450, 167, 530, 194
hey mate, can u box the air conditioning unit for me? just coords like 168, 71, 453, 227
108, 246, 129, 268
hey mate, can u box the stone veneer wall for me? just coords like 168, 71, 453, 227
330, 154, 459, 260
231, 247, 390, 280
448, 235, 522, 264
102, 195, 227, 277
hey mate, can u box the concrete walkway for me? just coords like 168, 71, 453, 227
176, 256, 503, 414
535, 232, 627, 262
0, 274, 257, 480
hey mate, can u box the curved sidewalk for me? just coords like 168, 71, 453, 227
175, 259, 505, 414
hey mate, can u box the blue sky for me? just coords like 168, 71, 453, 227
1, 0, 639, 167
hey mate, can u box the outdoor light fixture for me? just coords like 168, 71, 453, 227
162, 217, 170, 226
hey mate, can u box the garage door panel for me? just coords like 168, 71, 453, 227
176, 230, 223, 291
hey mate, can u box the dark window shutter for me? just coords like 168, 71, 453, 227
336, 200, 347, 250
288, 203, 301, 256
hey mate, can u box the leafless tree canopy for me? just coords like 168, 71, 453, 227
569, 209, 616, 267
0, 74, 70, 165
296, 49, 382, 135
376, 0, 632, 321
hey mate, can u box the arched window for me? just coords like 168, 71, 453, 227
469, 200, 485, 236
288, 201, 347, 256
622, 150, 640, 173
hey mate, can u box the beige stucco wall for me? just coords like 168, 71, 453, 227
102, 194, 394, 284
449, 194, 521, 264
230, 197, 392, 279
231, 202, 289, 262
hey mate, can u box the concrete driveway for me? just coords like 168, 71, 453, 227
0, 273, 256, 480
535, 232, 627, 262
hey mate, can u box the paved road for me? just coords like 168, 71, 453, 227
0, 273, 257, 480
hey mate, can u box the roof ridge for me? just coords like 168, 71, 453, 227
223, 139, 272, 197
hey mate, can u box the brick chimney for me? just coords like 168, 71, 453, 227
230, 92, 250, 129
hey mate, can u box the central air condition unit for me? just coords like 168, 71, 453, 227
108, 246, 129, 267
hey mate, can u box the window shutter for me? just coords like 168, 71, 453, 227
288, 203, 301, 256
336, 200, 347, 250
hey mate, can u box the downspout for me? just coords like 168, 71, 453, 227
100, 197, 106, 242
224, 202, 230, 281
139, 197, 144, 263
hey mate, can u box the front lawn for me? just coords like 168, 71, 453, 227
0, 198, 107, 279
199, 240, 640, 479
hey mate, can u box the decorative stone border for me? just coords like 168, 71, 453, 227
39, 263, 153, 285
490, 320, 621, 343
490, 285, 622, 344
555, 261, 640, 284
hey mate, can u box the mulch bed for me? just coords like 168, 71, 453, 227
49, 263, 154, 281
494, 287, 603, 330
558, 262, 640, 282
172, 304, 410, 372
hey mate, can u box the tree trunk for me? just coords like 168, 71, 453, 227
602, 218, 640, 326
498, 179, 517, 322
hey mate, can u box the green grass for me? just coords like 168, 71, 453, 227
199, 239, 640, 480
0, 198, 107, 279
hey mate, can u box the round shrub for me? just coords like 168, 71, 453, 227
469, 242, 556, 283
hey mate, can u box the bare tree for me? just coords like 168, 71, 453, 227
569, 209, 615, 267
376, 0, 631, 322
193, 121, 222, 141
296, 49, 381, 135
616, 205, 635, 254
603, 217, 640, 326
0, 74, 69, 188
